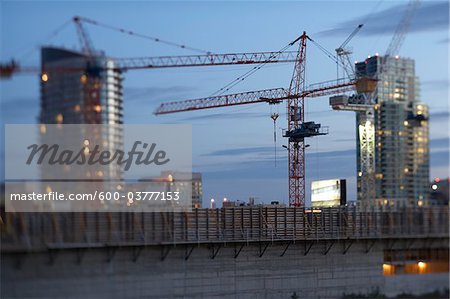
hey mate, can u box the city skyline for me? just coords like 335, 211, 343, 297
1, 1, 448, 206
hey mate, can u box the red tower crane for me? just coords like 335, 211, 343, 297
154, 32, 357, 207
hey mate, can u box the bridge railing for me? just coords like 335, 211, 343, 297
1, 206, 448, 251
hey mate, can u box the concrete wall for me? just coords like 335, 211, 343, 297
1, 241, 448, 298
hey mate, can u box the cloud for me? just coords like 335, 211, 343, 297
430, 137, 449, 151
430, 111, 449, 120
319, 2, 449, 37
124, 85, 196, 103
204, 146, 355, 159
430, 150, 449, 168
202, 149, 356, 180
1, 97, 39, 123
421, 80, 450, 90
203, 146, 272, 157
180, 111, 265, 121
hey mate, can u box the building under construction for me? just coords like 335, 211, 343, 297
355, 55, 429, 207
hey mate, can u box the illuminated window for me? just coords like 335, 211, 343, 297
41, 73, 48, 82
39, 124, 46, 134
55, 113, 63, 124
383, 264, 395, 276
93, 105, 102, 113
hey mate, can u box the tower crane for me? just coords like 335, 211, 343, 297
1, 16, 298, 79
0, 51, 298, 78
154, 32, 357, 207
330, 0, 420, 206
335, 24, 363, 80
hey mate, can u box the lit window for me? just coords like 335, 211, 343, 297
94, 105, 102, 113
55, 113, 63, 124
41, 73, 48, 82
383, 264, 394, 276
40, 124, 46, 134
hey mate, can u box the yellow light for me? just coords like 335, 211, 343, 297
97, 171, 103, 177
383, 263, 394, 276
55, 113, 63, 124
358, 171, 362, 177
418, 200, 423, 207
418, 261, 426, 269
404, 168, 409, 174
45, 186, 52, 193
74, 104, 81, 112
403, 120, 408, 126
80, 74, 87, 84
39, 124, 46, 134
167, 174, 173, 182
93, 105, 102, 113
83, 139, 90, 146
41, 73, 48, 82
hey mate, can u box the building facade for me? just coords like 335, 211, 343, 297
355, 55, 429, 207
40, 47, 124, 204
161, 171, 203, 208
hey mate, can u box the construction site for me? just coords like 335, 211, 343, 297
1, 0, 449, 298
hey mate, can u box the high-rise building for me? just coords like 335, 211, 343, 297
355, 55, 429, 207
40, 47, 124, 200
160, 171, 203, 208
40, 47, 123, 126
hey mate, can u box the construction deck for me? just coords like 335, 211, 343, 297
1, 206, 448, 253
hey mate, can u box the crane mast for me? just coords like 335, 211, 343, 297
285, 32, 309, 207
155, 32, 357, 207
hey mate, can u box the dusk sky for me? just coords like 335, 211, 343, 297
1, 1, 448, 206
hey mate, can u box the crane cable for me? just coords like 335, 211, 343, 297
75, 16, 212, 55
307, 36, 348, 71
8, 19, 72, 63
209, 37, 301, 97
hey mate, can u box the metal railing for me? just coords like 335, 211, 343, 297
1, 206, 448, 252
